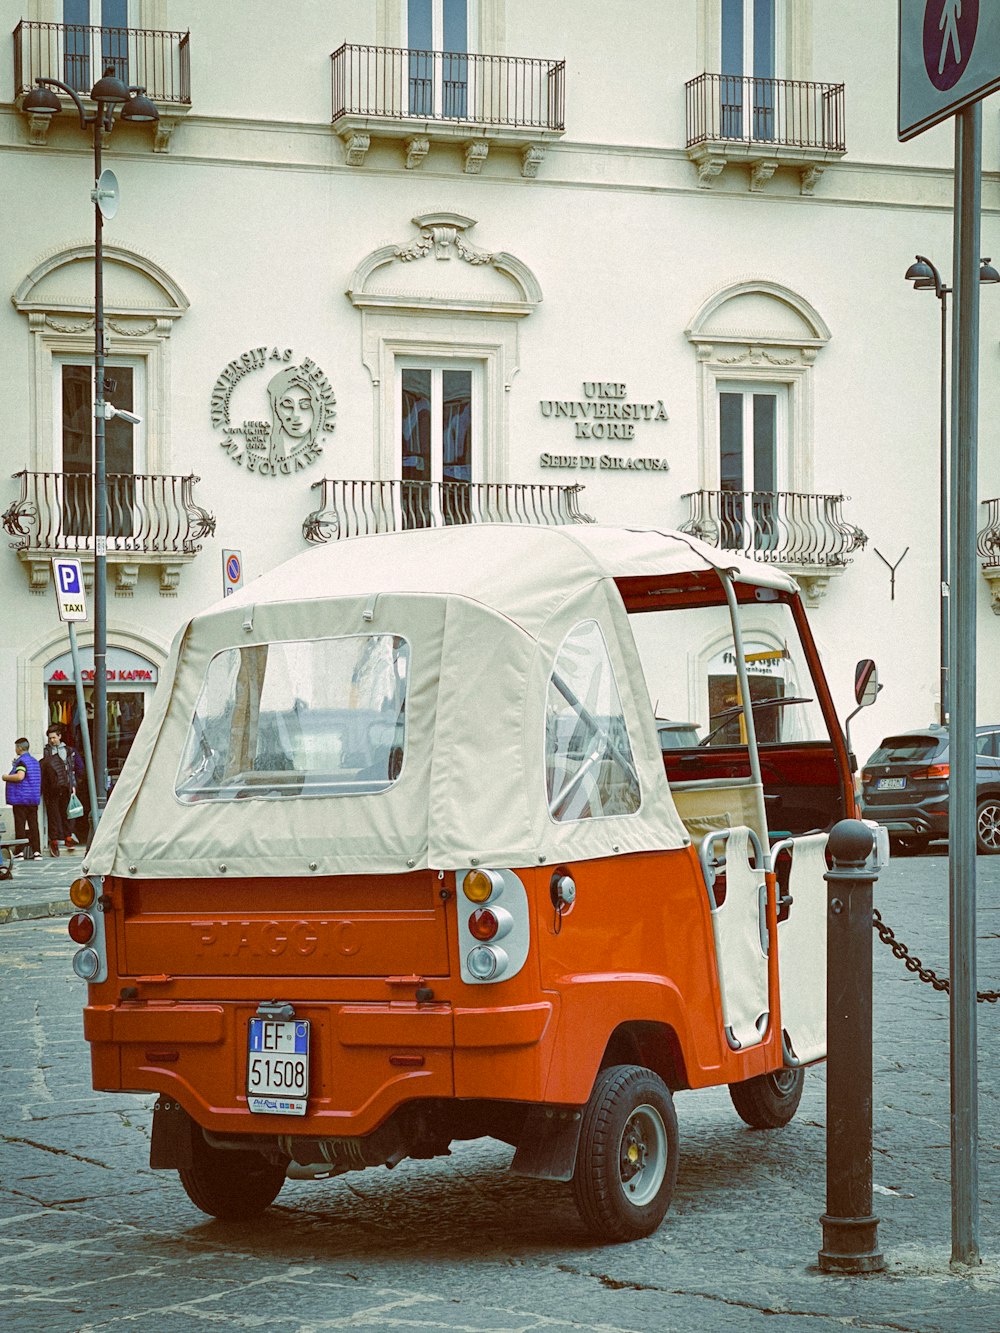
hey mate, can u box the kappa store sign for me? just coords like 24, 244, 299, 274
45, 646, 159, 686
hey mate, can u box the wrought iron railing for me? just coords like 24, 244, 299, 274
331, 43, 565, 130
303, 479, 592, 544
14, 20, 191, 104
3, 471, 214, 554
686, 73, 845, 151
680, 490, 866, 568
978, 498, 1000, 569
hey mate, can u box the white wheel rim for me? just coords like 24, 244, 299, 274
979, 805, 1000, 849
618, 1103, 667, 1207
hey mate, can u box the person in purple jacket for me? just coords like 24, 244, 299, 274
3, 737, 42, 860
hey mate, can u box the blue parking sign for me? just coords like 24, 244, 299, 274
51, 558, 88, 622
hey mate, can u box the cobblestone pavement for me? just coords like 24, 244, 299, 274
1, 854, 998, 1333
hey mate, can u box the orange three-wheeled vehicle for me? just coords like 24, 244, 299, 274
71, 524, 880, 1241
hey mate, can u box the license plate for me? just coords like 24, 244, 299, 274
247, 1018, 310, 1116
876, 776, 906, 791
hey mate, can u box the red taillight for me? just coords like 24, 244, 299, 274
468, 908, 499, 941
914, 763, 950, 780
68, 912, 95, 944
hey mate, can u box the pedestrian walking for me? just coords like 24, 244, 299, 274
2, 737, 42, 860
40, 725, 80, 856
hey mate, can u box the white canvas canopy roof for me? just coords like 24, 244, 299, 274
84, 525, 799, 881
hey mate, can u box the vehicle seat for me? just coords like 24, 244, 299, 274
704, 825, 769, 1051
776, 832, 828, 1065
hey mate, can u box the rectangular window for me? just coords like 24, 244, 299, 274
407, 0, 468, 117
398, 362, 475, 527
720, 0, 777, 140
63, 1, 129, 93
176, 636, 410, 803
57, 360, 142, 542
718, 384, 783, 553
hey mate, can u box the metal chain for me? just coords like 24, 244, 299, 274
872, 909, 999, 1004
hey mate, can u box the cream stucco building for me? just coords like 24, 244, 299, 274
1, 0, 999, 786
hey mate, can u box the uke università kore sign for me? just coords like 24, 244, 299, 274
539, 381, 670, 473
212, 347, 336, 477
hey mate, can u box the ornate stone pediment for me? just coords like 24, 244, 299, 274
12, 240, 189, 325
347, 213, 542, 318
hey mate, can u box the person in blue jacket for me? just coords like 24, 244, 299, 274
3, 738, 42, 860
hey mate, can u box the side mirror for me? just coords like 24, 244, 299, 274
854, 659, 880, 708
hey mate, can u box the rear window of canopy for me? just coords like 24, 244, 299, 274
175, 635, 409, 803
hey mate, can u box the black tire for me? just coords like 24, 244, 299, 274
729, 1066, 805, 1129
976, 799, 1000, 855
572, 1064, 679, 1242
179, 1132, 287, 1220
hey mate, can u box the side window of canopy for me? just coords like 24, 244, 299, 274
545, 620, 641, 823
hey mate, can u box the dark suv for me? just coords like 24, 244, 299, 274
860, 726, 1000, 854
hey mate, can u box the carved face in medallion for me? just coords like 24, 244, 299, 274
267, 366, 321, 464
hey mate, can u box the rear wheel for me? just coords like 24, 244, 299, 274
179, 1132, 287, 1220
977, 800, 1000, 855
729, 1066, 805, 1129
572, 1064, 679, 1242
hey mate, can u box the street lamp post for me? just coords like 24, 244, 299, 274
904, 254, 999, 728
22, 71, 158, 826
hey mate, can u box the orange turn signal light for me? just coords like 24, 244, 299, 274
70, 878, 96, 909
463, 869, 500, 903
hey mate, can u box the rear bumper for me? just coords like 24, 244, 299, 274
860, 794, 948, 837
85, 998, 555, 1136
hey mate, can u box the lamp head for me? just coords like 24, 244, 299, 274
904, 258, 936, 289
980, 258, 1000, 285
90, 66, 128, 105
22, 84, 62, 116
121, 88, 159, 123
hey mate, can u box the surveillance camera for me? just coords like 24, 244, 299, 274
105, 405, 142, 426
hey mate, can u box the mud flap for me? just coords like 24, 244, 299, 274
509, 1105, 584, 1182
149, 1098, 195, 1170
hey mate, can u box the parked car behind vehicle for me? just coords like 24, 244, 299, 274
860, 726, 1000, 854
656, 719, 700, 750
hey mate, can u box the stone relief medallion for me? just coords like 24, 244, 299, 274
211, 346, 336, 476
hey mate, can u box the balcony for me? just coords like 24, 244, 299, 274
3, 470, 215, 595
303, 479, 592, 544
679, 489, 866, 605
977, 497, 1000, 614
13, 20, 191, 150
685, 73, 845, 193
331, 43, 565, 175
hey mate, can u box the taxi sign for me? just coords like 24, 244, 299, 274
899, 0, 1000, 140
223, 549, 243, 597
51, 558, 87, 622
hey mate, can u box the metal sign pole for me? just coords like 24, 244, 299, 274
66, 624, 101, 838
948, 100, 981, 1267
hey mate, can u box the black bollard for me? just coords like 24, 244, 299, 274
818, 818, 885, 1274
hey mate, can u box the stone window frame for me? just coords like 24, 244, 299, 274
348, 212, 542, 480
378, 0, 504, 52
12, 240, 188, 476
684, 278, 831, 493
695, 0, 811, 80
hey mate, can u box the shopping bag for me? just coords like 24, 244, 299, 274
67, 792, 84, 820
